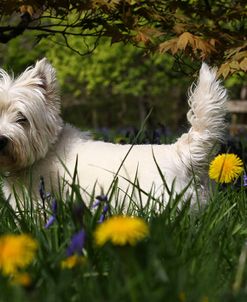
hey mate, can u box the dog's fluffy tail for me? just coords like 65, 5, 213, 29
177, 63, 228, 174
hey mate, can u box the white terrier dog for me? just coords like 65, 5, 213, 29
0, 59, 227, 209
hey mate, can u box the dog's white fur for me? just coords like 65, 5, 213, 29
0, 59, 227, 209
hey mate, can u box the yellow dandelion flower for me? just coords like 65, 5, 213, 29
0, 234, 38, 275
94, 215, 149, 246
209, 153, 244, 183
61, 255, 85, 269
12, 272, 32, 287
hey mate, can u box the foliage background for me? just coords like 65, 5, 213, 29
0, 33, 246, 132
0, 34, 187, 130
0, 0, 247, 131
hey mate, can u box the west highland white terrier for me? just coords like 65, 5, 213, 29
0, 59, 227, 209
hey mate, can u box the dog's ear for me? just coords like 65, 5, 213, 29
32, 58, 57, 92
16, 58, 59, 97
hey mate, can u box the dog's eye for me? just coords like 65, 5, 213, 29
16, 115, 28, 124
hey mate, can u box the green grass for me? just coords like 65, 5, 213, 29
0, 171, 247, 302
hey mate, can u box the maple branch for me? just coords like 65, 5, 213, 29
60, 32, 102, 56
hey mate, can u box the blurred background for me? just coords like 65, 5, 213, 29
0, 37, 191, 131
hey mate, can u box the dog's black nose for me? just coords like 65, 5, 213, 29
0, 136, 8, 151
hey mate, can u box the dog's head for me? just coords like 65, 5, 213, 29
0, 58, 63, 172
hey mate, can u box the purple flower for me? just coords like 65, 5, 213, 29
92, 195, 108, 208
98, 204, 109, 223
244, 174, 247, 187
45, 216, 56, 229
45, 198, 57, 229
66, 229, 86, 257
92, 200, 101, 208
92, 195, 109, 223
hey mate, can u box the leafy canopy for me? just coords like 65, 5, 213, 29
0, 0, 247, 77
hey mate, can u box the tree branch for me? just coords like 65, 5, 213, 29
0, 12, 31, 43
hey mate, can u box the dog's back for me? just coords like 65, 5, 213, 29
0, 59, 227, 209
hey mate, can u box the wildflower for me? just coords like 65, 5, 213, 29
93, 195, 109, 223
45, 215, 56, 229
12, 272, 32, 287
45, 198, 57, 228
61, 254, 85, 269
0, 234, 38, 275
209, 153, 244, 183
94, 215, 149, 246
92, 195, 108, 208
98, 204, 109, 223
244, 174, 247, 186
62, 230, 86, 269
66, 229, 86, 257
